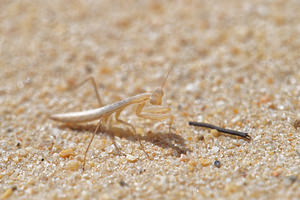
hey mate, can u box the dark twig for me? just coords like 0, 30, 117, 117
189, 121, 251, 140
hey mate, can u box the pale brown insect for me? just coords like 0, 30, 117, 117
49, 68, 174, 170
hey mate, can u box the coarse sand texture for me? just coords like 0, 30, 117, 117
1, 0, 300, 199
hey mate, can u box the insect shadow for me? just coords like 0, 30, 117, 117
58, 123, 190, 157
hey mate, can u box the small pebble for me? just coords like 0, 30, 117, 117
126, 155, 138, 163
187, 160, 197, 171
85, 64, 93, 73
197, 135, 204, 141
211, 129, 220, 137
199, 158, 210, 167
7, 128, 13, 133
293, 119, 300, 129
287, 176, 297, 184
119, 180, 128, 187
65, 160, 81, 171
12, 186, 17, 191
89, 161, 95, 167
214, 160, 221, 168
211, 146, 219, 153
272, 171, 280, 177
59, 149, 75, 158
138, 168, 146, 174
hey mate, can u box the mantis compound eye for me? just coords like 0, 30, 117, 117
150, 88, 164, 105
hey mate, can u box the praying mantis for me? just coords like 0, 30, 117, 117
49, 68, 174, 170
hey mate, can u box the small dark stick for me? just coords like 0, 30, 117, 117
189, 121, 251, 140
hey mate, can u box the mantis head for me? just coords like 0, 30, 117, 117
150, 88, 164, 105
149, 66, 173, 105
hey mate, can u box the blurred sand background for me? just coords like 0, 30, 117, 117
1, 0, 300, 199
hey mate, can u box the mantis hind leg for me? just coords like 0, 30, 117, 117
115, 109, 151, 159
71, 76, 103, 106
83, 119, 103, 171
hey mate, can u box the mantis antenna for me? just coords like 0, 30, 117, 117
161, 66, 174, 89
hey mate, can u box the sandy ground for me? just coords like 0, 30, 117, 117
1, 0, 300, 199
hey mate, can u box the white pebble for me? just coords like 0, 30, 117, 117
212, 146, 219, 153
